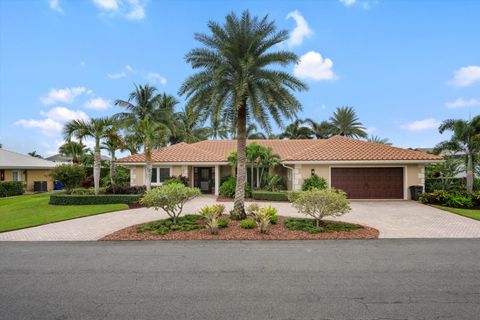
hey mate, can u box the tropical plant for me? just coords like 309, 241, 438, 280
302, 174, 328, 191
278, 119, 314, 139
101, 126, 124, 186
251, 208, 270, 233
140, 184, 201, 224
367, 136, 392, 145
246, 124, 267, 139
171, 105, 211, 144
239, 219, 256, 229
329, 106, 367, 138
304, 119, 334, 139
50, 164, 86, 193
58, 141, 87, 164
63, 117, 114, 195
289, 189, 351, 227
28, 151, 42, 158
199, 204, 225, 234
179, 10, 307, 218
246, 203, 261, 215
435, 115, 480, 192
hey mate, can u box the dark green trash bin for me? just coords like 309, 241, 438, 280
409, 185, 423, 200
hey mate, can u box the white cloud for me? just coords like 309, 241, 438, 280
125, 64, 135, 73
126, 0, 145, 20
286, 10, 312, 47
401, 118, 441, 131
84, 97, 111, 110
366, 127, 377, 133
40, 107, 89, 122
339, 0, 357, 7
294, 51, 336, 81
107, 72, 127, 79
91, 0, 146, 20
40, 86, 89, 105
49, 0, 63, 13
450, 66, 480, 87
15, 118, 63, 136
445, 98, 480, 109
92, 0, 119, 11
145, 72, 167, 85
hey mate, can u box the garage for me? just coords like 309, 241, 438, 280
331, 167, 404, 199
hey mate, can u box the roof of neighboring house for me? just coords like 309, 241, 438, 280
0, 149, 57, 169
46, 153, 110, 162
117, 135, 443, 164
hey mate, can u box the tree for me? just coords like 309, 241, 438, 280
279, 119, 314, 139
102, 127, 125, 186
329, 106, 367, 138
63, 117, 114, 195
367, 135, 392, 145
179, 11, 307, 218
28, 151, 43, 158
435, 115, 480, 192
304, 119, 334, 139
170, 105, 211, 144
58, 141, 87, 164
50, 164, 86, 193
246, 124, 267, 139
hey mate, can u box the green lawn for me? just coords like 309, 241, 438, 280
0, 193, 128, 233
433, 205, 480, 221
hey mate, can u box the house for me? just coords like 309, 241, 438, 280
0, 148, 56, 191
46, 153, 111, 165
117, 135, 443, 199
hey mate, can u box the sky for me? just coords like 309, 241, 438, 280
0, 0, 479, 157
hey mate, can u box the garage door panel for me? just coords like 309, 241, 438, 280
331, 168, 403, 199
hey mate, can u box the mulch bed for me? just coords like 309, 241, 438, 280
100, 216, 379, 240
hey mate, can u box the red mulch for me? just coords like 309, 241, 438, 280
100, 216, 379, 241
215, 196, 255, 202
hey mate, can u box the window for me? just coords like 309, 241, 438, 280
12, 170, 20, 182
151, 168, 157, 183
150, 167, 171, 184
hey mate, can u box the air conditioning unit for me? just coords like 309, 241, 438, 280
33, 181, 48, 192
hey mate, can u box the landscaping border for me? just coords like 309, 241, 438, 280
49, 194, 141, 205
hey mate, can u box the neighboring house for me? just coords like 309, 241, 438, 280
46, 153, 110, 165
117, 135, 443, 200
0, 149, 56, 192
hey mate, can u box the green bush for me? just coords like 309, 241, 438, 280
0, 181, 25, 197
284, 218, 361, 234
445, 195, 474, 208
70, 187, 106, 195
262, 205, 278, 224
198, 204, 225, 235
229, 209, 242, 220
419, 190, 452, 205
218, 217, 229, 229
420, 190, 476, 208
302, 174, 328, 191
49, 194, 141, 205
50, 164, 86, 192
252, 190, 288, 201
264, 175, 285, 192
240, 219, 256, 229
137, 215, 202, 235
219, 177, 252, 198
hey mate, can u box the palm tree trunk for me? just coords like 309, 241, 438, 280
466, 153, 474, 193
256, 164, 260, 188
109, 150, 116, 186
233, 99, 247, 219
145, 149, 152, 191
94, 145, 101, 196
250, 163, 254, 191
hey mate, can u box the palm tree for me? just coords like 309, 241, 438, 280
58, 141, 87, 163
435, 115, 480, 192
279, 119, 314, 139
132, 119, 170, 191
246, 124, 267, 139
367, 136, 392, 146
304, 119, 334, 139
102, 127, 125, 185
122, 134, 142, 155
329, 106, 367, 138
171, 105, 211, 144
63, 117, 114, 195
28, 151, 43, 158
179, 11, 307, 218
114, 84, 162, 125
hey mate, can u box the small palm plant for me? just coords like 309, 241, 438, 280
199, 204, 225, 235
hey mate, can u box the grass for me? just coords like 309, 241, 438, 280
284, 218, 362, 234
432, 205, 480, 221
0, 193, 128, 233
137, 214, 203, 235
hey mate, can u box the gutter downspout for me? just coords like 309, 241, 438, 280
281, 163, 295, 191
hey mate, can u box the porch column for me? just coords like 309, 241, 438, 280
214, 165, 220, 196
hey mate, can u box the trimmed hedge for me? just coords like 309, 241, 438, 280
0, 181, 25, 197
49, 194, 141, 205
252, 190, 289, 201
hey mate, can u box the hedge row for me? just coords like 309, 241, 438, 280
252, 190, 289, 201
0, 181, 25, 197
49, 194, 142, 205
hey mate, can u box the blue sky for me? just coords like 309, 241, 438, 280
1, 0, 479, 157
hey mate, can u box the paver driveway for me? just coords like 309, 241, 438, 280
1, 196, 480, 240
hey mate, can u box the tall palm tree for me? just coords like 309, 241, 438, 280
435, 115, 480, 192
179, 11, 307, 218
279, 119, 314, 139
114, 84, 162, 125
102, 127, 125, 186
122, 134, 142, 155
329, 106, 367, 138
171, 105, 211, 144
246, 124, 267, 139
367, 135, 392, 146
132, 119, 170, 191
63, 117, 114, 195
304, 119, 334, 139
58, 141, 87, 163
28, 151, 43, 158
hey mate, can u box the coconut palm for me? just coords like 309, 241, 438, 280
28, 151, 43, 158
246, 124, 267, 139
171, 105, 211, 144
279, 119, 314, 139
179, 10, 307, 218
304, 119, 334, 139
329, 106, 367, 138
435, 115, 480, 192
115, 84, 162, 124
367, 135, 392, 146
102, 127, 125, 185
63, 117, 114, 195
58, 141, 87, 163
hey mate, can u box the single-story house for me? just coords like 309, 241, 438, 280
46, 153, 111, 165
117, 135, 443, 200
0, 148, 56, 192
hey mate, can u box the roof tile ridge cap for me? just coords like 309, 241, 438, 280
284, 139, 328, 160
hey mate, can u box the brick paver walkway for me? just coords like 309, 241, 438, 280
1, 196, 480, 240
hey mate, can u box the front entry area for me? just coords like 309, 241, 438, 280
331, 167, 404, 199
193, 167, 214, 194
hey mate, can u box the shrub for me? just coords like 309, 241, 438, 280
240, 219, 256, 229
105, 184, 146, 195
246, 203, 261, 215
49, 194, 141, 205
0, 181, 25, 197
262, 205, 278, 224
264, 175, 285, 192
284, 218, 362, 234
164, 175, 189, 186
219, 177, 252, 198
140, 184, 201, 224
419, 190, 452, 205
199, 204, 225, 234
50, 164, 86, 192
70, 187, 106, 195
472, 191, 480, 206
251, 209, 270, 233
218, 217, 229, 229
302, 174, 327, 191
137, 215, 202, 235
290, 189, 351, 227
79, 175, 103, 189
229, 209, 242, 220
445, 195, 474, 208
252, 190, 288, 201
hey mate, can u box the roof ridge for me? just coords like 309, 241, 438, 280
284, 139, 328, 160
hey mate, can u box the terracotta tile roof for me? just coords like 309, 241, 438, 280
117, 136, 442, 163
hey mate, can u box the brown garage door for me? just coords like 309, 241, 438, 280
331, 167, 404, 199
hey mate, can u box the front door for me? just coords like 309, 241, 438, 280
196, 167, 212, 194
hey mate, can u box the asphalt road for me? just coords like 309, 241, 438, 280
1, 240, 479, 320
